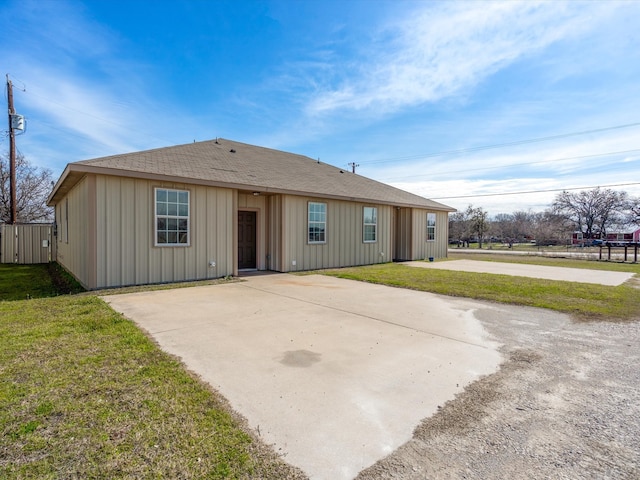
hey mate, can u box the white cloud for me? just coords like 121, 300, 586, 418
305, 1, 612, 116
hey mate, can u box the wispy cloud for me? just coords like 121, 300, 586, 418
305, 1, 610, 116
2, 0, 198, 170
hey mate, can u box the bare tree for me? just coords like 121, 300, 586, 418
531, 210, 571, 245
551, 188, 628, 240
627, 197, 640, 226
448, 210, 471, 246
467, 205, 489, 249
0, 152, 54, 223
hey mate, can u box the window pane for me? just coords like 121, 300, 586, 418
308, 203, 326, 243
155, 188, 190, 246
364, 225, 376, 242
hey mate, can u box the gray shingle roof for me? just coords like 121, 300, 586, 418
50, 139, 454, 210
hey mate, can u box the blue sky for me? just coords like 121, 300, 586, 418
2, 0, 640, 214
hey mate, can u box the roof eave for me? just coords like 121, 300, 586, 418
48, 163, 457, 212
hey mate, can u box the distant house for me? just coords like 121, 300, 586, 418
47, 139, 455, 289
571, 228, 640, 246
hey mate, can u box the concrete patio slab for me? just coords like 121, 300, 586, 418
404, 259, 634, 286
103, 274, 502, 480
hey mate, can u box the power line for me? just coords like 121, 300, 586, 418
363, 121, 640, 165
17, 86, 182, 146
383, 148, 640, 181
431, 182, 640, 200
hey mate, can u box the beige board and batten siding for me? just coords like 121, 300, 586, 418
410, 209, 449, 260
280, 195, 392, 272
267, 194, 283, 272
92, 175, 235, 289
55, 175, 94, 287
394, 207, 412, 261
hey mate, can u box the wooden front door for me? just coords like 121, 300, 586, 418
238, 211, 257, 269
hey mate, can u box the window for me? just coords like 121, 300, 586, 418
427, 212, 436, 241
363, 207, 377, 243
308, 202, 326, 244
155, 188, 190, 246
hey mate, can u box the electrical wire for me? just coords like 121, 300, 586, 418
17, 87, 182, 147
382, 148, 640, 181
362, 121, 640, 165
431, 182, 640, 200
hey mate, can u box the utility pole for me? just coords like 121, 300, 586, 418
348, 162, 359, 174
6, 74, 17, 224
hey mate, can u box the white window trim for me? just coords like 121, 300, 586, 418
363, 206, 377, 243
427, 212, 436, 242
154, 187, 191, 247
308, 201, 327, 244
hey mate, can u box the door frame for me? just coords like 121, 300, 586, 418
237, 208, 259, 271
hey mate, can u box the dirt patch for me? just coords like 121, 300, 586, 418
46, 262, 84, 295
356, 306, 640, 479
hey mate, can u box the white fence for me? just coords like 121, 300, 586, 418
0, 224, 55, 264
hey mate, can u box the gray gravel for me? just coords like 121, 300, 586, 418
356, 303, 640, 479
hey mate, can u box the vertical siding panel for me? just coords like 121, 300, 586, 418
412, 209, 425, 260
121, 178, 135, 286
269, 195, 282, 271
410, 209, 448, 261
56, 176, 91, 288
134, 179, 150, 285
280, 196, 393, 272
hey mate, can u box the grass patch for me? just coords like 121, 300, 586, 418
322, 263, 640, 321
0, 263, 85, 301
0, 268, 303, 479
0, 264, 58, 300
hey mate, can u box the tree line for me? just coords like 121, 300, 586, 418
449, 188, 640, 247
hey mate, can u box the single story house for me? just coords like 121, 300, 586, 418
47, 138, 455, 290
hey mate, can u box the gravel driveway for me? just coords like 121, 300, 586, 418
357, 303, 640, 479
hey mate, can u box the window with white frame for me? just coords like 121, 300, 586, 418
155, 188, 190, 246
363, 206, 377, 243
308, 202, 326, 244
427, 212, 436, 241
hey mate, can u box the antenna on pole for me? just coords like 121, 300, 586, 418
348, 162, 359, 173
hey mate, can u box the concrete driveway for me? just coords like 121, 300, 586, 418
104, 274, 503, 480
404, 259, 635, 286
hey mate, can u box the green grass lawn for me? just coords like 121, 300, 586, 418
322, 263, 640, 321
0, 265, 303, 479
